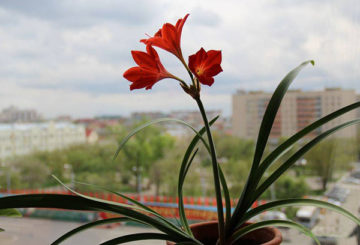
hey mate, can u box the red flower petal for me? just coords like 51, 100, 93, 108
199, 75, 215, 86
188, 48, 206, 72
131, 51, 157, 70
130, 79, 157, 90
140, 14, 189, 60
124, 45, 176, 91
175, 13, 189, 45
203, 50, 222, 69
204, 64, 223, 77
162, 24, 178, 53
188, 48, 223, 86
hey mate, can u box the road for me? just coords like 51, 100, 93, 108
0, 217, 159, 245
310, 178, 360, 245
281, 175, 360, 245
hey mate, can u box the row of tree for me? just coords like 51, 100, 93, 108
0, 123, 358, 199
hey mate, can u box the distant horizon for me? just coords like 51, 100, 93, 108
1, 85, 359, 119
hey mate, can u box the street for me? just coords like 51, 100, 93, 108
0, 217, 159, 245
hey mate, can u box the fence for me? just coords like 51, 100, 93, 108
1, 189, 267, 221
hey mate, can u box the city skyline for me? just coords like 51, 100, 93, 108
1, 86, 360, 119
0, 0, 359, 118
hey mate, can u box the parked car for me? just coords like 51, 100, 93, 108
312, 236, 337, 245
296, 206, 320, 229
326, 198, 341, 206
261, 211, 287, 221
350, 170, 360, 179
344, 176, 360, 185
325, 186, 349, 203
343, 169, 360, 185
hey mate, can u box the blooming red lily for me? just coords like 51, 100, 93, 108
188, 48, 223, 86
123, 45, 176, 90
140, 14, 189, 61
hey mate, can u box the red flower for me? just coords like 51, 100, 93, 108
188, 48, 223, 86
123, 45, 176, 90
140, 14, 189, 61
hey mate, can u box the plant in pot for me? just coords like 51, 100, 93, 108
1, 13, 360, 245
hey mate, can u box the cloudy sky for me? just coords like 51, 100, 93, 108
0, 0, 359, 118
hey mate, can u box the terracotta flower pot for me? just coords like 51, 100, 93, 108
167, 221, 282, 245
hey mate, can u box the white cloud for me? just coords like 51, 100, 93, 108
0, 80, 230, 118
0, 0, 359, 118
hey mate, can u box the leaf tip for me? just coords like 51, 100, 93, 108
310, 60, 315, 66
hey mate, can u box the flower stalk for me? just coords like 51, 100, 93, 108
195, 97, 225, 245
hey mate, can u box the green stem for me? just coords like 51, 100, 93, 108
195, 98, 225, 245
179, 56, 195, 85
171, 74, 188, 88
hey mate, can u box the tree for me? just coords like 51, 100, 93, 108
261, 175, 309, 200
213, 133, 254, 161
220, 158, 252, 198
9, 157, 51, 188
118, 120, 175, 194
305, 138, 356, 191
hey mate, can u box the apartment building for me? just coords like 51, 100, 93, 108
0, 106, 42, 123
0, 122, 86, 160
232, 88, 359, 140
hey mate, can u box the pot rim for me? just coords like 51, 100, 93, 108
192, 221, 282, 245
167, 221, 282, 245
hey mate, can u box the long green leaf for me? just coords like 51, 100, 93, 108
218, 165, 231, 222
52, 176, 185, 236
99, 233, 176, 245
0, 194, 191, 241
113, 118, 211, 161
183, 149, 199, 183
73, 181, 180, 232
232, 102, 360, 228
0, 208, 22, 217
179, 148, 198, 235
229, 60, 314, 232
175, 115, 229, 233
177, 116, 219, 235
53, 177, 155, 212
74, 181, 158, 215
231, 220, 319, 245
256, 101, 360, 181
252, 60, 314, 170
239, 198, 360, 228
52, 217, 137, 245
253, 119, 360, 203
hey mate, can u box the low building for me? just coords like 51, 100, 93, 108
0, 122, 86, 160
85, 128, 99, 144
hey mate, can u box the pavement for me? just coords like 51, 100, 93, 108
281, 175, 360, 245
311, 179, 360, 245
0, 217, 159, 245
